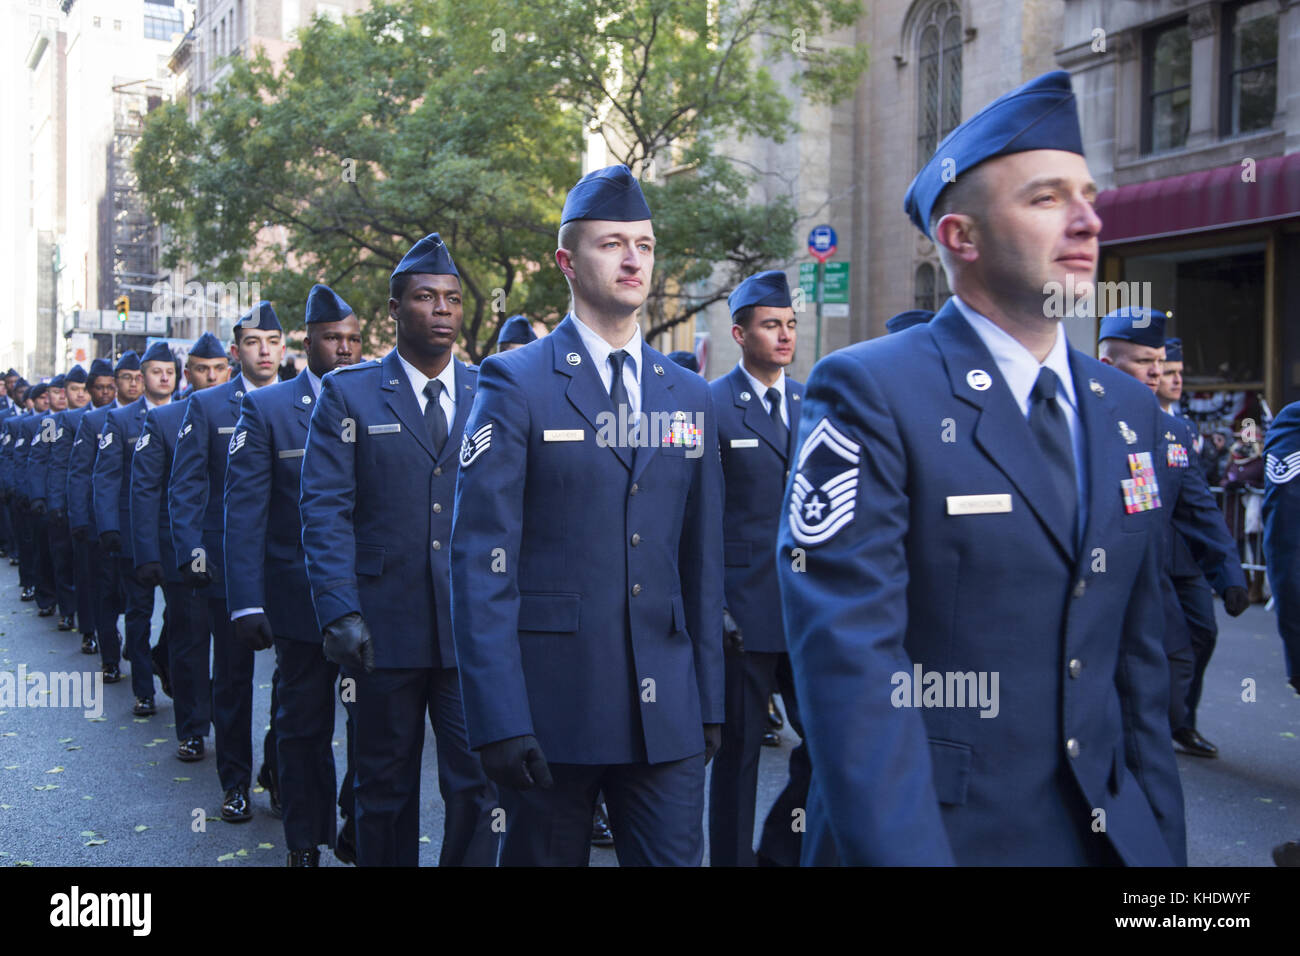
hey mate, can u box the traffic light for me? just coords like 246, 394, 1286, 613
114, 295, 130, 325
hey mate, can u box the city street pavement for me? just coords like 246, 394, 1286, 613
0, 549, 1295, 866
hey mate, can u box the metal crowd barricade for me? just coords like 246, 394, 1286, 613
1210, 484, 1272, 609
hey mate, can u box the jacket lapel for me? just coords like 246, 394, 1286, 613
786, 381, 804, 462
1070, 354, 1127, 561
551, 316, 632, 470
929, 302, 1076, 562
731, 365, 786, 458
380, 350, 438, 461
631, 347, 675, 482
292, 369, 315, 435
438, 360, 474, 466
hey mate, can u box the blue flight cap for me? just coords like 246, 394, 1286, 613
1097, 307, 1167, 348
4, 369, 15, 377
561, 164, 652, 225
88, 358, 114, 379
141, 341, 175, 365
728, 270, 793, 316
65, 365, 87, 385
115, 351, 141, 374
392, 233, 459, 279
48, 374, 67, 389
497, 315, 537, 346
238, 301, 282, 332
905, 71, 1085, 238
886, 310, 935, 334
667, 350, 699, 373
1164, 337, 1183, 363
190, 331, 226, 359
29, 383, 47, 401
305, 283, 355, 324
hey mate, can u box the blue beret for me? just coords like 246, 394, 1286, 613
141, 341, 175, 365
1097, 307, 1167, 348
48, 374, 66, 389
29, 383, 47, 400
561, 164, 652, 225
666, 350, 699, 374
237, 301, 282, 332
189, 331, 226, 359
392, 233, 459, 279
305, 283, 355, 324
905, 71, 1084, 238
728, 271, 792, 315
88, 358, 114, 379
115, 351, 140, 373
886, 310, 935, 334
64, 365, 87, 385
1164, 337, 1183, 363
497, 315, 537, 346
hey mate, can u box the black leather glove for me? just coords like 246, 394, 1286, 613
723, 607, 744, 655
478, 734, 553, 791
233, 612, 274, 651
322, 612, 374, 674
29, 498, 46, 517
704, 723, 723, 764
99, 530, 122, 554
48, 508, 65, 527
134, 562, 165, 588
1223, 585, 1250, 617
70, 525, 88, 543
178, 560, 212, 589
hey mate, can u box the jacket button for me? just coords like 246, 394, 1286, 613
431, 540, 441, 551
433, 503, 442, 513
1068, 658, 1082, 678
1072, 579, 1086, 599
631, 583, 642, 596
1066, 738, 1080, 758
630, 533, 640, 546
630, 483, 639, 496
434, 466, 442, 476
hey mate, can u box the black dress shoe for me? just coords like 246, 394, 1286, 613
81, 635, 98, 655
1172, 727, 1218, 757
133, 696, 156, 717
287, 848, 321, 867
1274, 841, 1300, 867
761, 730, 782, 747
591, 804, 614, 847
20, 586, 35, 601
177, 736, 205, 762
334, 815, 356, 865
150, 644, 172, 698
57, 615, 75, 631
38, 605, 55, 617
257, 763, 282, 818
102, 665, 122, 683
8, 557, 18, 566
767, 695, 784, 730
221, 787, 253, 822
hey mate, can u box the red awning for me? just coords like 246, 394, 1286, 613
1095, 152, 1300, 244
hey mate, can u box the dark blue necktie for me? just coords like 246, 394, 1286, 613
1028, 367, 1078, 541
423, 379, 447, 455
609, 350, 631, 414
766, 386, 788, 448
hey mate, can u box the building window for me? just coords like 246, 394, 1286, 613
1142, 19, 1191, 154
113, 19, 122, 31
1221, 1, 1278, 137
92, 16, 100, 27
916, 1, 962, 169
914, 263, 950, 312
144, 3, 184, 41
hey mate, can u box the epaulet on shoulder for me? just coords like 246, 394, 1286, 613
332, 358, 380, 374
463, 362, 479, 372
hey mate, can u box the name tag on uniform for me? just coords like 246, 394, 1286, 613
368, 424, 401, 435
217, 427, 235, 435
946, 494, 1012, 516
543, 429, 584, 442
730, 438, 759, 448
277, 448, 305, 459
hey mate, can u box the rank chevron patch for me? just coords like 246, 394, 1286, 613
459, 422, 492, 467
788, 418, 861, 546
1266, 450, 1300, 485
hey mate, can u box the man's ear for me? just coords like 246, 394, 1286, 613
934, 213, 979, 264
730, 323, 745, 350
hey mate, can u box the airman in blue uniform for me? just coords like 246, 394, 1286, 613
450, 166, 725, 866
26, 376, 67, 619
14, 384, 53, 609
226, 285, 363, 867
778, 71, 1184, 865
1096, 310, 1248, 758
56, 358, 117, 655
497, 314, 537, 353
170, 306, 284, 823
33, 366, 90, 634
133, 332, 231, 763
300, 236, 498, 867
707, 269, 810, 867
94, 342, 178, 715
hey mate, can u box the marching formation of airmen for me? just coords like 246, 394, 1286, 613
0, 68, 1286, 867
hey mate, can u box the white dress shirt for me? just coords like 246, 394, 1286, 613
305, 367, 322, 398
395, 349, 456, 433
571, 311, 643, 418
738, 363, 788, 427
